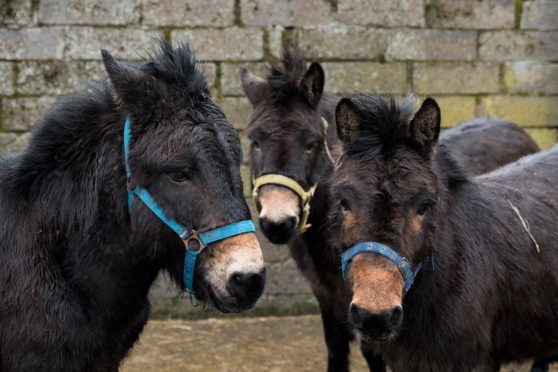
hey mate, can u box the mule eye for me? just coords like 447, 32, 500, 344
417, 199, 436, 216
340, 198, 351, 212
305, 142, 318, 153
168, 171, 191, 183
252, 140, 260, 150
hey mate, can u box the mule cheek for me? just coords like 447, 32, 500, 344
408, 214, 425, 235
349, 255, 405, 313
257, 185, 300, 224
341, 210, 369, 247
202, 233, 265, 308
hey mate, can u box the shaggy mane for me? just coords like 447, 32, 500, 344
266, 47, 308, 105
142, 39, 208, 95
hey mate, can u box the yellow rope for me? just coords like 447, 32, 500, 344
507, 199, 540, 253
321, 117, 336, 166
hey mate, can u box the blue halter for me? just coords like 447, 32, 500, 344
341, 242, 422, 295
123, 116, 256, 295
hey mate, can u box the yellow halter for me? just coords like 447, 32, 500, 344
253, 174, 317, 234
252, 117, 334, 235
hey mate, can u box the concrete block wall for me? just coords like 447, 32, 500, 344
1, 0, 557, 315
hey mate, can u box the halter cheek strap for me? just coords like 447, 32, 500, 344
124, 116, 256, 296
341, 242, 422, 295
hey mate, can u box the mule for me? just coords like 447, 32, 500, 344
328, 93, 558, 371
0, 39, 265, 371
240, 49, 540, 372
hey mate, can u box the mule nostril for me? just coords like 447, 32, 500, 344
390, 306, 403, 326
260, 218, 271, 233
259, 217, 297, 244
227, 270, 266, 302
349, 304, 365, 329
348, 305, 403, 339
284, 216, 297, 231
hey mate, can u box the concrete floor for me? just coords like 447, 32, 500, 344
122, 315, 556, 372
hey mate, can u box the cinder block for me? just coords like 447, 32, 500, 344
296, 26, 390, 60
172, 28, 263, 61
479, 96, 558, 127
414, 63, 500, 94
241, 0, 331, 27
142, 0, 234, 27
337, 0, 425, 27
387, 30, 476, 61
0, 28, 65, 60
0, 0, 32, 26
322, 62, 408, 94
504, 61, 558, 94
39, 0, 139, 25
0, 62, 15, 95
521, 0, 558, 30
479, 31, 558, 61
425, 0, 514, 29
16, 61, 105, 95
66, 27, 160, 60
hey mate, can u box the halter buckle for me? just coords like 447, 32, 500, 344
184, 230, 206, 253
399, 257, 410, 273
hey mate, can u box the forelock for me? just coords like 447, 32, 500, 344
266, 47, 308, 105
344, 94, 418, 161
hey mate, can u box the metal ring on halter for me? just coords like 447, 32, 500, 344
184, 230, 206, 253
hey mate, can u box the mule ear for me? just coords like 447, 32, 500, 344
240, 67, 268, 107
299, 62, 324, 108
101, 49, 151, 105
336, 97, 361, 143
409, 97, 441, 152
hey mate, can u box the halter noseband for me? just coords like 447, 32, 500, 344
252, 174, 317, 234
124, 116, 256, 296
341, 242, 422, 295
252, 117, 334, 235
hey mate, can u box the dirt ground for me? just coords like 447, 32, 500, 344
122, 315, 556, 372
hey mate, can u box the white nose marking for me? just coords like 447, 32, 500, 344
258, 186, 300, 224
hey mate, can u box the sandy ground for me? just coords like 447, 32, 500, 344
122, 315, 557, 372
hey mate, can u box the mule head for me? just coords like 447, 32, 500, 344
240, 49, 334, 244
329, 94, 441, 340
102, 39, 265, 313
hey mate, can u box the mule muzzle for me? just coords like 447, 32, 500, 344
226, 269, 266, 309
349, 303, 403, 341
259, 216, 297, 244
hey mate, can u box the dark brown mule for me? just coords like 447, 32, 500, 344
0, 40, 264, 371
240, 50, 541, 371
329, 93, 558, 371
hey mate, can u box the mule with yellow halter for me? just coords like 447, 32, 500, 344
241, 49, 387, 372
252, 118, 335, 235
